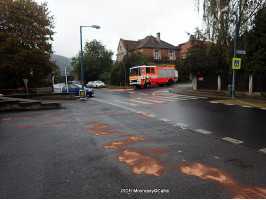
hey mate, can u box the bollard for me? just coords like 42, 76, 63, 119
228, 85, 232, 96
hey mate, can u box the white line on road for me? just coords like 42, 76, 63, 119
160, 118, 171, 122
175, 123, 189, 127
195, 129, 212, 135
92, 99, 137, 112
222, 137, 244, 145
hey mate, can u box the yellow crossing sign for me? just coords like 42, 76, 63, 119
232, 58, 241, 69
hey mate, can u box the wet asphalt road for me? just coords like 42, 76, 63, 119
0, 88, 265, 198
94, 86, 266, 152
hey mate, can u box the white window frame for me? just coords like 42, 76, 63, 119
168, 50, 175, 60
153, 49, 161, 59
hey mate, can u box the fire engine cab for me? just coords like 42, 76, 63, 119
129, 65, 178, 89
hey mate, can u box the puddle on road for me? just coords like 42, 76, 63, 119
118, 149, 167, 176
179, 163, 266, 199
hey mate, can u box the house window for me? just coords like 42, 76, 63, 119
153, 49, 161, 59
169, 50, 175, 60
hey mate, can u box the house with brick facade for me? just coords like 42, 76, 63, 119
177, 41, 192, 59
177, 40, 207, 59
116, 33, 180, 64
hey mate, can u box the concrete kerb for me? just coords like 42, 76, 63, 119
5, 92, 76, 100
0, 95, 63, 112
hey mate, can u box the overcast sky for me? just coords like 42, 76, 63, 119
34, 0, 203, 59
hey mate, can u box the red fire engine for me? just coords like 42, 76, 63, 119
129, 65, 178, 89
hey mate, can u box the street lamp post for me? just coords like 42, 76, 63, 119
220, 7, 238, 98
80, 25, 100, 89
232, 14, 238, 98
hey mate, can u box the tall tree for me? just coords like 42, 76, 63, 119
71, 40, 113, 83
0, 0, 55, 89
195, 0, 265, 68
110, 52, 149, 86
244, 7, 266, 75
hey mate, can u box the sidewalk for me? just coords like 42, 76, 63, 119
170, 83, 266, 109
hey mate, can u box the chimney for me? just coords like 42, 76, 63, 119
157, 32, 160, 42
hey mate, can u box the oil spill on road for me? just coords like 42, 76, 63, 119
92, 131, 121, 136
136, 148, 167, 155
1, 112, 117, 122
1, 118, 13, 121
87, 120, 167, 176
15, 125, 35, 129
83, 122, 98, 125
121, 134, 136, 137
118, 149, 167, 176
44, 122, 69, 126
104, 136, 149, 150
179, 163, 266, 199
86, 123, 108, 131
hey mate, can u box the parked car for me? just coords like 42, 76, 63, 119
68, 81, 82, 88
86, 81, 93, 88
92, 81, 105, 88
62, 84, 94, 97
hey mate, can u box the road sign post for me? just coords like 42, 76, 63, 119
79, 90, 87, 100
232, 58, 241, 69
236, 50, 246, 55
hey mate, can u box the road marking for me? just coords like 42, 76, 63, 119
175, 123, 189, 127
160, 118, 171, 122
258, 148, 266, 154
150, 97, 177, 101
195, 129, 212, 135
92, 99, 136, 112
114, 100, 138, 106
171, 94, 207, 99
222, 137, 244, 145
241, 105, 252, 108
139, 93, 148, 95
129, 99, 153, 104
137, 98, 165, 103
